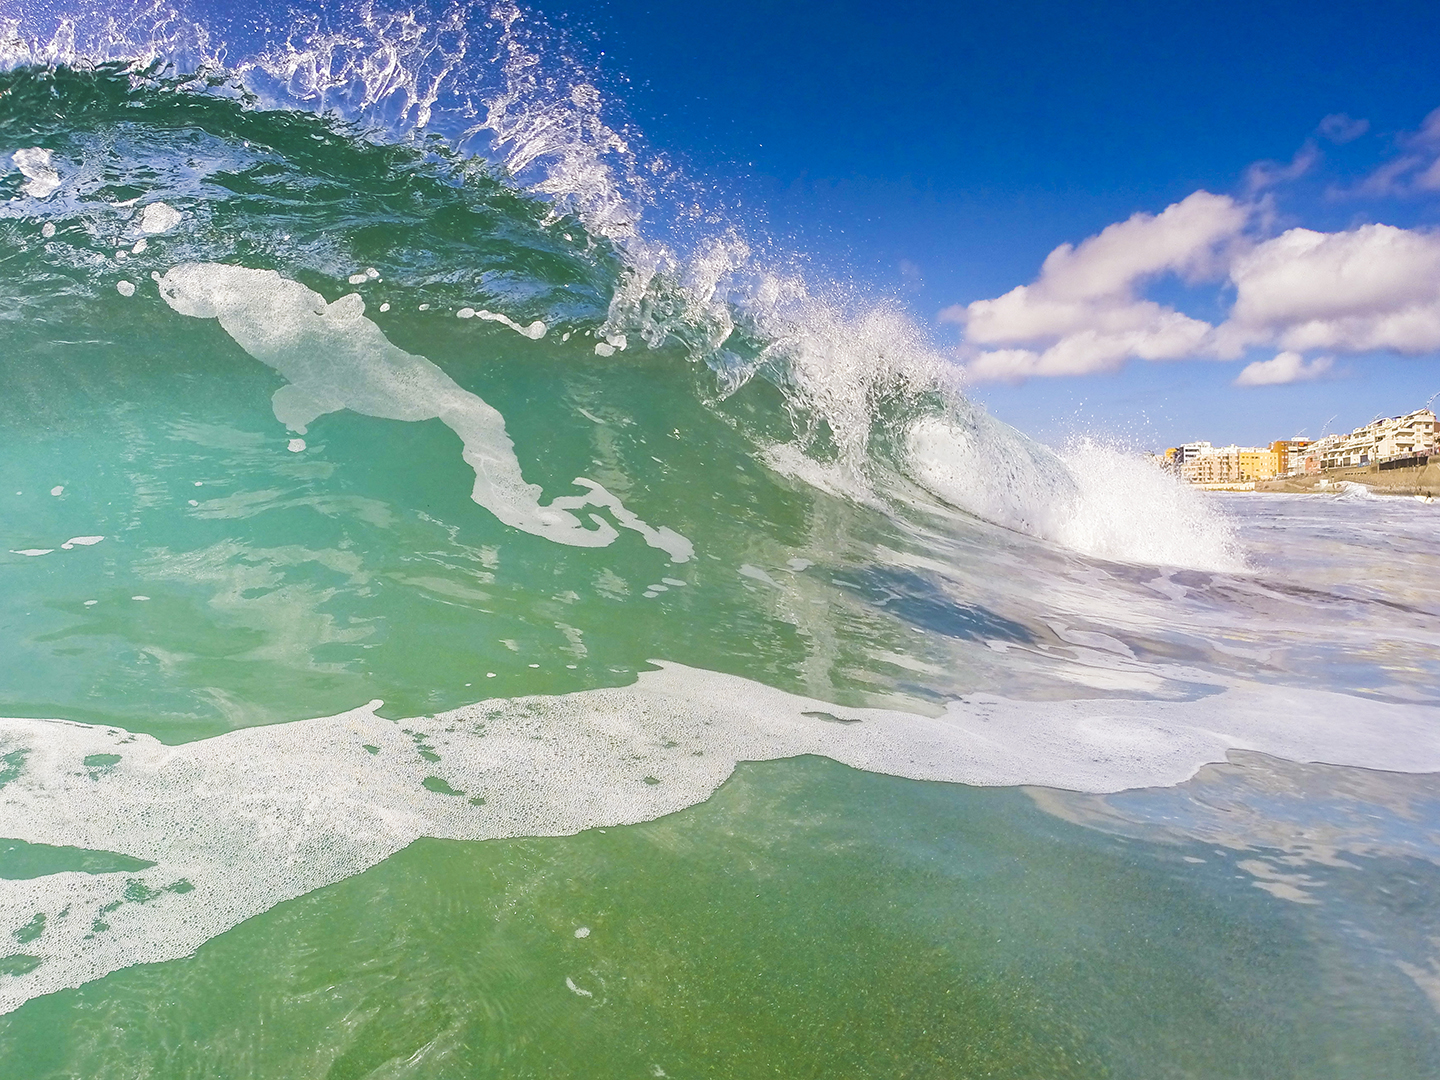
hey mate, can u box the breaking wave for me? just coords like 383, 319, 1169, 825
0, 0, 1236, 570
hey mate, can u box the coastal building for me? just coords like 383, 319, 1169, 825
1175, 441, 1212, 466
1270, 438, 1311, 476
1281, 411, 1436, 474
1180, 444, 1279, 484
1161, 441, 1211, 478
1315, 409, 1438, 470
1291, 436, 1336, 476
1162, 406, 1437, 486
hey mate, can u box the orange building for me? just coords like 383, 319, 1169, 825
1270, 438, 1311, 476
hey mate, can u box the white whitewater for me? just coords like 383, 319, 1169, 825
157, 264, 690, 562
4, 658, 1440, 1013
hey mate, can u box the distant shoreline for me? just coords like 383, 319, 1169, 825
1250, 461, 1440, 498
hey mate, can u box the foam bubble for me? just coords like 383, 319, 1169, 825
738, 564, 778, 586
116, 280, 135, 297
1337, 481, 1383, 501
136, 202, 181, 235
548, 478, 693, 563
906, 422, 1243, 571
1051, 441, 1243, 570
2, 660, 1438, 1014
12, 148, 60, 198
905, 413, 1077, 538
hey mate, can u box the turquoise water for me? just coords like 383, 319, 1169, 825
7, 758, 1440, 1079
1, 5, 1440, 1075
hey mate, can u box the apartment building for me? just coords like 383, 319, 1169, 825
1314, 409, 1438, 470
1269, 438, 1311, 476
1168, 407, 1438, 484
1160, 441, 1211, 477
1180, 445, 1279, 484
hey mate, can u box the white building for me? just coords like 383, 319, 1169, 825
1316, 409, 1438, 470
1175, 441, 1212, 465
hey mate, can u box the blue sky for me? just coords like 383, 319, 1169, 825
554, 0, 1440, 449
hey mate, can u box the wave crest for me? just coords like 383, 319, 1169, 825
1, 1, 1246, 570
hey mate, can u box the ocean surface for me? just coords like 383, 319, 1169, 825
2, 3, 1439, 1076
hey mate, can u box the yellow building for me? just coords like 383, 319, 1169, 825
1181, 445, 1279, 484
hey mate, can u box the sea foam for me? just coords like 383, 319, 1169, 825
3, 660, 1439, 1014
156, 263, 689, 561
905, 423, 1244, 571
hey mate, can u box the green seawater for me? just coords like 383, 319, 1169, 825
6, 757, 1440, 1079
0, 65, 1029, 740
2, 55, 1440, 1077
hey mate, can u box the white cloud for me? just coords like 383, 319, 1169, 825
950, 191, 1246, 381
1358, 106, 1440, 196
951, 182, 1440, 383
959, 315, 1215, 382
960, 348, 1050, 383
1243, 141, 1319, 195
959, 190, 1245, 332
1233, 351, 1333, 387
1218, 224, 1440, 356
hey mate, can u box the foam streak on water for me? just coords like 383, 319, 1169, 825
156, 262, 689, 556
4, 658, 1439, 1013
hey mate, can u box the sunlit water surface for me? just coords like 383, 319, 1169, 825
0, 6, 1438, 1075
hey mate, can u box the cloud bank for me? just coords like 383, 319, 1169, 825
950, 109, 1440, 383
1221, 225, 1440, 357
943, 192, 1245, 381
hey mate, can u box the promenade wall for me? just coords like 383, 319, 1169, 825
1255, 462, 1440, 497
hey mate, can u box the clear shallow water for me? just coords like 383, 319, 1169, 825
1, 4, 1439, 1075
5, 757, 1440, 1079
